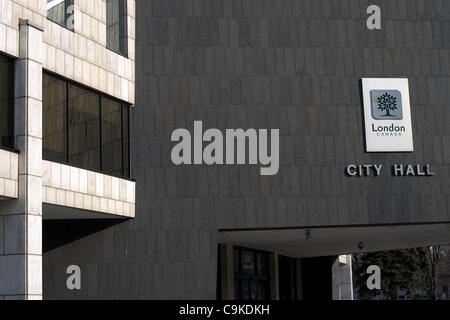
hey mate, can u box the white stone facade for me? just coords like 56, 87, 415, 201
0, 150, 18, 199
42, 160, 135, 218
0, 0, 136, 300
0, 0, 135, 104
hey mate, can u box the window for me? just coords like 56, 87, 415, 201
42, 73, 131, 178
47, 0, 74, 29
233, 247, 270, 300
0, 54, 13, 150
101, 97, 122, 177
106, 0, 128, 55
43, 73, 67, 162
122, 105, 130, 178
68, 84, 101, 172
278, 256, 297, 300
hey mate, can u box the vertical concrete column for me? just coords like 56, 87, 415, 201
295, 259, 303, 300
269, 252, 279, 300
219, 244, 235, 300
339, 255, 354, 300
0, 19, 43, 300
332, 255, 354, 300
331, 256, 341, 300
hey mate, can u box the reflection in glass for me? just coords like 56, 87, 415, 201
122, 105, 130, 177
43, 74, 67, 162
233, 247, 270, 301
47, 0, 74, 29
241, 280, 249, 300
102, 97, 122, 177
68, 84, 101, 172
0, 55, 12, 149
106, 0, 127, 55
42, 72, 131, 178
241, 250, 255, 274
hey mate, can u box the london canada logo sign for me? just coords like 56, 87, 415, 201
371, 90, 403, 120
347, 79, 434, 178
362, 78, 414, 152
370, 90, 406, 137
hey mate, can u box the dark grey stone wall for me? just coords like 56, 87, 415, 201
44, 0, 450, 299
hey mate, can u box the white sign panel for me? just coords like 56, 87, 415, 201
362, 78, 414, 152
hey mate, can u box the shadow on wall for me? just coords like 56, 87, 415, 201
43, 219, 124, 252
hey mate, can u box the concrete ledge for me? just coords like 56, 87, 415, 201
19, 19, 44, 32
42, 161, 135, 218
0, 150, 19, 199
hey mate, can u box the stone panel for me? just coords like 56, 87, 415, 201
42, 161, 135, 218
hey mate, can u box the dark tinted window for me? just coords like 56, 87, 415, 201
278, 256, 297, 300
43, 73, 67, 162
47, 0, 74, 29
68, 84, 101, 172
241, 250, 255, 274
102, 97, 122, 177
0, 54, 12, 149
122, 104, 130, 177
42, 72, 131, 178
233, 247, 270, 301
106, 0, 127, 55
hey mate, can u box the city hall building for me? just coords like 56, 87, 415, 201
0, 0, 450, 300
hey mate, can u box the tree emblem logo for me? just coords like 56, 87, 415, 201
377, 93, 397, 117
370, 90, 403, 120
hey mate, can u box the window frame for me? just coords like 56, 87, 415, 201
100, 95, 129, 178
42, 71, 132, 180
67, 81, 102, 173
106, 0, 129, 57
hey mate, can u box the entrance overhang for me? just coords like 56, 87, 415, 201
219, 223, 450, 258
